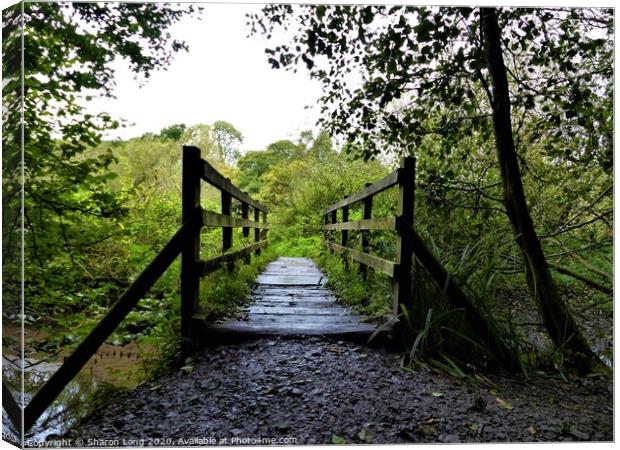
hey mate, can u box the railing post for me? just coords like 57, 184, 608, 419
361, 183, 372, 280
254, 207, 261, 256
341, 196, 349, 268
324, 213, 329, 246
181, 145, 201, 338
393, 156, 415, 316
222, 183, 233, 271
329, 209, 337, 252
241, 198, 250, 263
261, 211, 268, 241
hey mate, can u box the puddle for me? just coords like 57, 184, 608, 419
2, 336, 153, 446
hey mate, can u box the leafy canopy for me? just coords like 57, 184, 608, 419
248, 6, 612, 170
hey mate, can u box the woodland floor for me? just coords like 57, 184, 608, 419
68, 336, 613, 445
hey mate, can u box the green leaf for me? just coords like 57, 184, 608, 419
331, 435, 347, 444
496, 397, 513, 410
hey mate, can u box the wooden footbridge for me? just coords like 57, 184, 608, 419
3, 145, 517, 438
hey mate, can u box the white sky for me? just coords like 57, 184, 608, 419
87, 3, 323, 151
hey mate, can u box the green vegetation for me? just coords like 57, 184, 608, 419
1, 3, 612, 392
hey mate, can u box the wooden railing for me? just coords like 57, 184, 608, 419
323, 157, 415, 315
180, 145, 268, 337
2, 145, 267, 435
322, 156, 520, 369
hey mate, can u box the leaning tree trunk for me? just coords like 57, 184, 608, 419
479, 7, 603, 372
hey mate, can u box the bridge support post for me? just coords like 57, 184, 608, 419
341, 196, 349, 269
254, 207, 261, 256
222, 184, 233, 272
242, 198, 250, 263
181, 145, 201, 339
393, 157, 415, 317
261, 211, 268, 241
360, 183, 372, 280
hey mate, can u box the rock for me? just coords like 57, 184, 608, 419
275, 422, 292, 432
569, 429, 590, 441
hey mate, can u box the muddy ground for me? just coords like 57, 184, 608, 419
67, 336, 612, 445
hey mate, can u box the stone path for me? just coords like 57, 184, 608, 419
194, 257, 377, 342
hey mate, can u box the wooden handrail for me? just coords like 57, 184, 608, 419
6, 145, 271, 434
22, 218, 199, 432
3, 381, 22, 435
323, 217, 396, 231
202, 210, 270, 229
325, 241, 399, 278
181, 145, 269, 338
324, 169, 400, 214
201, 158, 268, 212
323, 157, 415, 315
199, 240, 269, 276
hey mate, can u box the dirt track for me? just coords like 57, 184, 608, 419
68, 336, 612, 445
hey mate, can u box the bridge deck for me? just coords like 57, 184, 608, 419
192, 257, 380, 342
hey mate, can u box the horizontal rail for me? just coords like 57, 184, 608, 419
200, 240, 269, 276
323, 217, 397, 231
23, 220, 197, 432
324, 169, 399, 214
325, 241, 398, 278
202, 210, 270, 229
202, 159, 268, 212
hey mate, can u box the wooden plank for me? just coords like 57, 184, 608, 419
198, 321, 377, 337
24, 220, 194, 432
393, 157, 415, 315
326, 241, 398, 278
324, 169, 399, 214
202, 210, 269, 229
202, 159, 267, 212
249, 307, 351, 316
181, 145, 201, 338
3, 381, 21, 434
221, 191, 232, 254
247, 314, 366, 324
199, 240, 269, 276
341, 196, 349, 247
241, 201, 250, 263
261, 211, 268, 241
241, 201, 250, 237
323, 217, 396, 231
254, 208, 261, 256
361, 182, 372, 280
400, 221, 520, 370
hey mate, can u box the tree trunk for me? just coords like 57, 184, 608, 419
479, 7, 603, 372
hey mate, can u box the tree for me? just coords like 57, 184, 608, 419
159, 123, 187, 141
211, 120, 244, 165
2, 2, 201, 311
249, 5, 612, 370
236, 139, 298, 194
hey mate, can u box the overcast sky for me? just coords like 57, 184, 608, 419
87, 3, 323, 152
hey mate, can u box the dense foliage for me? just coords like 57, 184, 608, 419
1, 4, 612, 377
248, 5, 613, 371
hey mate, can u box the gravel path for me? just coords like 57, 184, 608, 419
68, 336, 612, 445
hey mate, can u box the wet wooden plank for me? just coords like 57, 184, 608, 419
326, 242, 398, 278
204, 321, 377, 336
322, 217, 397, 231
202, 159, 267, 212
202, 210, 270, 229
200, 240, 268, 275
193, 256, 386, 341
255, 274, 324, 285
248, 307, 350, 315
324, 170, 400, 214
